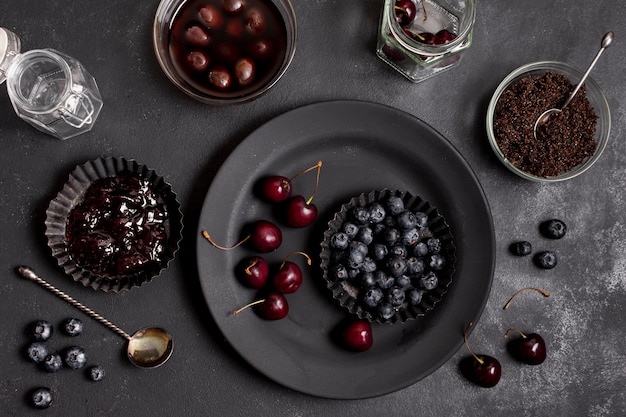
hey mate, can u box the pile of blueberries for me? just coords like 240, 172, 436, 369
509, 219, 567, 267
24, 318, 105, 409
325, 192, 451, 321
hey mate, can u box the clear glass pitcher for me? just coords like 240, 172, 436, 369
0, 28, 103, 140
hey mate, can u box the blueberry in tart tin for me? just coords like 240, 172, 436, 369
45, 157, 183, 292
320, 189, 456, 324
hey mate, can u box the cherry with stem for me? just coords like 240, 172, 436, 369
285, 161, 322, 228
272, 251, 311, 294
232, 291, 289, 320
257, 161, 323, 203
459, 322, 501, 388
202, 220, 282, 253
504, 328, 547, 365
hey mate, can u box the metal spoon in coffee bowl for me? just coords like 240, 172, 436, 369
533, 31, 613, 139
17, 266, 173, 369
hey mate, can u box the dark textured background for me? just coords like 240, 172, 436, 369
1, 0, 625, 416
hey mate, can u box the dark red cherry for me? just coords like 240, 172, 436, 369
285, 195, 317, 228
234, 58, 255, 86
224, 0, 245, 15
245, 8, 266, 34
237, 256, 269, 288
249, 39, 274, 59
184, 25, 210, 46
271, 252, 311, 294
341, 320, 373, 352
257, 175, 292, 202
435, 29, 457, 44
186, 51, 210, 72
201, 220, 281, 253
232, 292, 288, 320
461, 323, 501, 388
199, 5, 224, 30
209, 65, 232, 90
505, 329, 547, 365
394, 0, 417, 27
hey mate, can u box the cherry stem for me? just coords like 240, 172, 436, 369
279, 251, 312, 270
232, 299, 265, 315
288, 161, 322, 205
244, 258, 260, 275
463, 322, 484, 365
504, 327, 528, 339
420, 0, 427, 21
404, 29, 426, 42
503, 287, 550, 311
202, 230, 250, 251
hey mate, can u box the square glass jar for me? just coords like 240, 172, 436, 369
377, 0, 477, 83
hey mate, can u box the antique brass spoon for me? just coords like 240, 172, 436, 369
18, 266, 173, 368
533, 31, 613, 139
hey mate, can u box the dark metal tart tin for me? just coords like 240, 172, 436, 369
320, 189, 456, 323
45, 157, 183, 292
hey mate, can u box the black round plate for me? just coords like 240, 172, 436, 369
196, 100, 495, 399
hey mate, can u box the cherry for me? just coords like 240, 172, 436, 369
245, 8, 266, 34
283, 160, 322, 228
257, 161, 322, 203
460, 322, 501, 388
502, 287, 550, 311
504, 328, 547, 365
435, 29, 457, 44
237, 256, 269, 288
199, 4, 224, 30
341, 320, 373, 352
202, 219, 282, 253
186, 50, 210, 72
185, 25, 210, 47
249, 39, 274, 59
394, 0, 417, 27
208, 65, 232, 90
233, 291, 289, 320
223, 0, 246, 15
234, 58, 256, 86
272, 251, 311, 294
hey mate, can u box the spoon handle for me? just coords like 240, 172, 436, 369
17, 266, 131, 341
561, 31, 613, 110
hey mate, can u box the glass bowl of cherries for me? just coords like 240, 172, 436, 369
153, 0, 297, 104
486, 61, 611, 182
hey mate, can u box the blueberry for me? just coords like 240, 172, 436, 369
362, 287, 384, 308
510, 240, 532, 256
329, 264, 348, 281
356, 226, 374, 245
371, 243, 388, 261
63, 318, 83, 337
419, 271, 438, 290
382, 228, 400, 246
348, 249, 365, 269
30, 320, 53, 342
534, 251, 558, 269
385, 195, 405, 215
426, 237, 441, 253
41, 353, 63, 373
386, 255, 407, 278
330, 232, 349, 250
372, 222, 386, 236
396, 274, 411, 289
407, 289, 423, 305
360, 272, 376, 288
64, 346, 87, 369
360, 257, 377, 273
387, 287, 406, 307
414, 211, 429, 228
390, 245, 408, 258
428, 253, 445, 271
378, 302, 395, 320
402, 228, 420, 246
383, 215, 397, 227
368, 203, 386, 224
374, 270, 395, 289
30, 387, 53, 409
87, 365, 106, 382
347, 268, 360, 280
342, 222, 359, 239
413, 242, 429, 258
349, 240, 368, 255
350, 207, 369, 224
330, 250, 347, 264
26, 342, 49, 364
406, 257, 425, 276
396, 210, 417, 230
540, 219, 567, 239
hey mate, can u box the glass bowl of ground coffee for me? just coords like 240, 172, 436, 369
486, 61, 610, 182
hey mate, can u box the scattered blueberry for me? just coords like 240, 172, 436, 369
63, 318, 84, 337
41, 353, 63, 373
356, 226, 374, 245
349, 241, 368, 255
330, 232, 349, 250
396, 211, 417, 229
368, 203, 386, 223
64, 346, 87, 369
362, 287, 384, 308
374, 270, 395, 289
371, 243, 388, 261
343, 222, 359, 238
350, 207, 369, 224
378, 302, 395, 320
26, 342, 49, 364
540, 219, 567, 239
407, 289, 423, 305
413, 242, 429, 257
414, 211, 429, 228
387, 287, 405, 307
534, 251, 558, 269
30, 320, 53, 342
402, 228, 420, 246
347, 249, 365, 269
396, 274, 411, 289
510, 240, 532, 256
386, 255, 407, 278
360, 257, 377, 273
360, 272, 376, 288
87, 365, 106, 382
384, 195, 404, 215
428, 253, 445, 271
30, 387, 53, 409
406, 257, 425, 276
419, 271, 438, 290
426, 238, 441, 253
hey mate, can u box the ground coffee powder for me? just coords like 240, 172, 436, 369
494, 72, 598, 178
